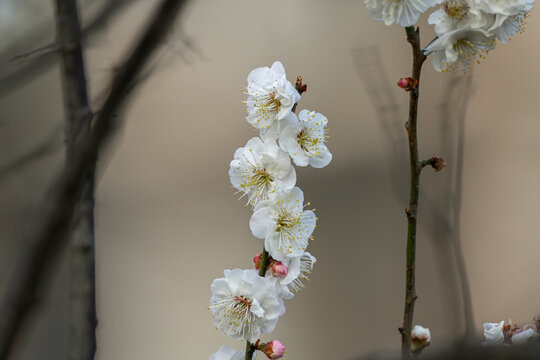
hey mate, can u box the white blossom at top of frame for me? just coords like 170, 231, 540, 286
275, 110, 332, 168
229, 137, 296, 208
424, 27, 496, 72
475, 0, 534, 16
482, 320, 505, 345
512, 328, 540, 345
364, 0, 443, 27
209, 269, 285, 343
209, 346, 254, 360
250, 187, 316, 261
428, 1, 493, 36
245, 61, 300, 130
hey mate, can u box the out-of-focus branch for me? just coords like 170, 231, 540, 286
54, 0, 96, 359
0, 0, 140, 98
0, 0, 189, 358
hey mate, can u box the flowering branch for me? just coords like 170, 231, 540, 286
400, 25, 427, 360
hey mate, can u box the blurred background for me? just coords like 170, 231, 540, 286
0, 0, 539, 359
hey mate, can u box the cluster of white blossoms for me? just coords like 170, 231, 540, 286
483, 314, 540, 346
364, 0, 535, 72
210, 61, 332, 359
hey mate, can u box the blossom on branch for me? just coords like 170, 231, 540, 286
245, 61, 300, 130
250, 187, 316, 261
229, 137, 296, 208
209, 269, 285, 343
364, 0, 443, 27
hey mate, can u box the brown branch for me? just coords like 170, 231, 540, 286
54, 0, 97, 358
401, 26, 427, 360
0, 0, 189, 358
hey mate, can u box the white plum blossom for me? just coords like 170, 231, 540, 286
245, 61, 300, 130
229, 137, 296, 207
268, 252, 317, 299
475, 0, 534, 16
209, 269, 285, 343
428, 1, 493, 35
365, 0, 443, 27
424, 27, 495, 72
482, 321, 505, 345
411, 325, 431, 349
512, 328, 540, 344
210, 346, 253, 360
250, 187, 316, 261
276, 110, 332, 168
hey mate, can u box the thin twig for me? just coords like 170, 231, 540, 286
401, 26, 427, 360
54, 0, 97, 358
0, 1, 189, 358
245, 247, 270, 360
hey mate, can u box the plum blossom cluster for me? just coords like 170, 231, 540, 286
483, 314, 540, 346
364, 0, 536, 72
210, 61, 332, 359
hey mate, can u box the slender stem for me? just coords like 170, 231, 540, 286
245, 246, 270, 360
54, 0, 97, 358
401, 26, 427, 360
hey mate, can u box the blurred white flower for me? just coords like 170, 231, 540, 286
483, 320, 505, 345
411, 325, 431, 349
210, 346, 252, 360
277, 110, 332, 168
250, 187, 316, 261
229, 137, 296, 208
512, 328, 539, 345
424, 26, 495, 72
209, 269, 285, 343
364, 0, 443, 27
245, 61, 300, 130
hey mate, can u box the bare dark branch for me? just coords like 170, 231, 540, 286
0, 0, 189, 357
54, 0, 96, 358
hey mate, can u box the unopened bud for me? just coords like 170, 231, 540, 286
295, 76, 307, 95
397, 77, 418, 91
271, 261, 288, 278
253, 253, 262, 270
259, 340, 285, 359
411, 325, 431, 350
430, 155, 446, 172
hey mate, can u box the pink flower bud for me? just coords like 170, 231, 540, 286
397, 77, 418, 91
260, 340, 285, 359
271, 261, 288, 278
253, 253, 262, 270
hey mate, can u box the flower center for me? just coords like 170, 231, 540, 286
234, 296, 252, 311
444, 1, 469, 20
276, 210, 300, 231
252, 169, 272, 187
210, 294, 255, 338
297, 129, 320, 152
266, 93, 281, 112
